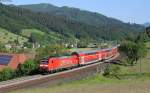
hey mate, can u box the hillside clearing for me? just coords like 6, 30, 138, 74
21, 29, 45, 37
21, 29, 61, 41
0, 27, 28, 44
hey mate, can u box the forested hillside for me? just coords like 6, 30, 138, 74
0, 3, 145, 44
19, 3, 144, 31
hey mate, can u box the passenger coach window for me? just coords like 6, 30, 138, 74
87, 52, 96, 55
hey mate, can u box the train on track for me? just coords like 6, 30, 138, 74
40, 45, 120, 72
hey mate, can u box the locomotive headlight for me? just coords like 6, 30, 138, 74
40, 64, 48, 67
40, 64, 43, 67
44, 65, 48, 67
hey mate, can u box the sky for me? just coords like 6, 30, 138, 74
3, 0, 150, 24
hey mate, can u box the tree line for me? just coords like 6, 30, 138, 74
0, 4, 145, 45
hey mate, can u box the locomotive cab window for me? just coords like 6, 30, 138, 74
41, 58, 49, 64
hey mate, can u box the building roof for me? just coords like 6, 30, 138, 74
0, 55, 12, 65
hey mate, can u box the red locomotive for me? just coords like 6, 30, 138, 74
40, 45, 119, 72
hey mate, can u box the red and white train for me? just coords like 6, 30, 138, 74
40, 45, 119, 72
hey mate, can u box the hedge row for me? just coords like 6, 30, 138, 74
0, 60, 38, 81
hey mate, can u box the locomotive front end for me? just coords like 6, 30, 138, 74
40, 58, 49, 72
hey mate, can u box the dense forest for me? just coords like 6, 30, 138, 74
19, 3, 144, 28
0, 3, 145, 45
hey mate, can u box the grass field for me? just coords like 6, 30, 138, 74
9, 42, 150, 93
0, 27, 28, 44
21, 29, 45, 37
21, 29, 61, 41
10, 79, 150, 93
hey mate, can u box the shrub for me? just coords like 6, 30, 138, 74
15, 60, 38, 76
103, 64, 121, 79
0, 68, 14, 81
120, 40, 147, 66
77, 41, 87, 48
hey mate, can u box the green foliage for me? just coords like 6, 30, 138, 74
137, 43, 147, 58
103, 64, 121, 79
21, 29, 45, 37
77, 41, 88, 48
28, 33, 43, 43
0, 60, 38, 81
136, 32, 150, 42
0, 4, 145, 45
0, 43, 7, 52
15, 60, 38, 76
146, 26, 150, 39
120, 39, 148, 66
120, 41, 138, 65
0, 68, 14, 81
19, 3, 144, 33
35, 44, 68, 62
0, 27, 28, 44
23, 42, 32, 48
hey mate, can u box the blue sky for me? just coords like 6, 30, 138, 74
4, 0, 150, 24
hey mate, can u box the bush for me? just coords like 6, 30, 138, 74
0, 60, 38, 81
103, 64, 121, 79
119, 41, 136, 65
120, 40, 147, 66
77, 41, 87, 48
15, 60, 38, 76
0, 68, 14, 81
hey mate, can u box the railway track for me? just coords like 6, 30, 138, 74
0, 53, 119, 93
